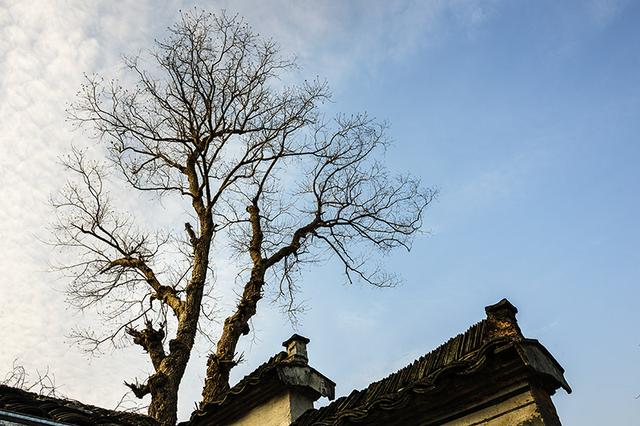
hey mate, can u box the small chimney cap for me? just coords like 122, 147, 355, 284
282, 333, 310, 348
485, 298, 518, 319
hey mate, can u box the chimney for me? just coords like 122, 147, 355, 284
282, 334, 310, 364
189, 334, 334, 425
484, 298, 523, 339
485, 298, 518, 322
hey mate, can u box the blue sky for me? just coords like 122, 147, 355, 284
287, 2, 640, 424
1, 1, 639, 424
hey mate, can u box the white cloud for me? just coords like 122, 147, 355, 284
0, 0, 167, 412
204, 0, 501, 88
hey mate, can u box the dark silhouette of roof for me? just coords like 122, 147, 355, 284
0, 385, 158, 425
213, 350, 290, 405
0, 300, 570, 426
186, 335, 335, 426
293, 298, 571, 426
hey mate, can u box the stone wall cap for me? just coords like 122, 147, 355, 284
485, 298, 518, 319
283, 334, 310, 347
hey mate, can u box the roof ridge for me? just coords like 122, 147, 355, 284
363, 319, 487, 392
293, 318, 493, 425
0, 384, 157, 425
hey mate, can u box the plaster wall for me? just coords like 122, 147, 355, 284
289, 392, 315, 422
443, 389, 558, 426
229, 391, 313, 426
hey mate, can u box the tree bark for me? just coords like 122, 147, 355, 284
146, 182, 214, 423
201, 270, 264, 403
148, 373, 178, 426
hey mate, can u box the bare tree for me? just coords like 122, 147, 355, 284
53, 10, 435, 425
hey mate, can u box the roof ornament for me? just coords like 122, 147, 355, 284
282, 334, 310, 364
485, 298, 523, 339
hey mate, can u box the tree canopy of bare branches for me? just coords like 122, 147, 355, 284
52, 10, 435, 425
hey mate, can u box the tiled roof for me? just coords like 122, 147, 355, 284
293, 321, 490, 426
215, 350, 290, 405
186, 335, 336, 426
183, 351, 297, 425
293, 299, 570, 426
0, 385, 158, 425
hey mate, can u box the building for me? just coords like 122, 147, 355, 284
186, 334, 336, 426
0, 299, 570, 425
186, 299, 571, 425
0, 384, 156, 425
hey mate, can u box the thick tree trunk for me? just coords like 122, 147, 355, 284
201, 271, 264, 404
201, 355, 231, 403
148, 374, 179, 426
146, 200, 213, 424
146, 315, 199, 424
143, 321, 196, 425
200, 206, 312, 405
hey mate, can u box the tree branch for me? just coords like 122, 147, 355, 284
126, 320, 166, 370
106, 257, 183, 316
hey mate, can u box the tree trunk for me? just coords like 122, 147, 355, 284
148, 374, 178, 426
146, 207, 213, 423
201, 354, 232, 404
201, 272, 264, 404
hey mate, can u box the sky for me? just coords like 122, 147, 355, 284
0, 0, 639, 424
